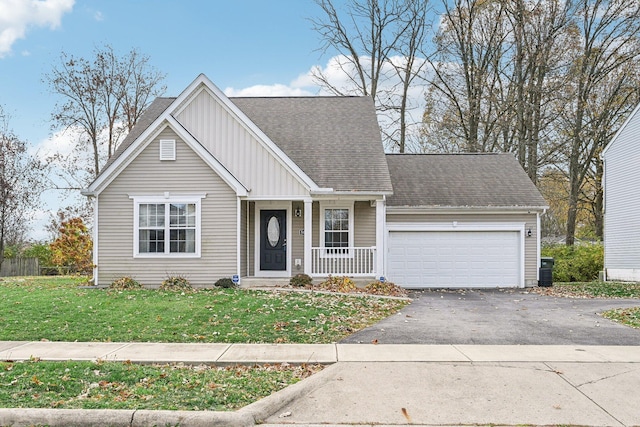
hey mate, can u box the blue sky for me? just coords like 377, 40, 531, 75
0, 0, 347, 240
1, 0, 332, 146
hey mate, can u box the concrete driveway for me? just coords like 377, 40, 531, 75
341, 288, 640, 345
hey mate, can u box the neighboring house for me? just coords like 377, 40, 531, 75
83, 74, 547, 288
602, 103, 640, 281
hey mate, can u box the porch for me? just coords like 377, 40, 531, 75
240, 199, 385, 279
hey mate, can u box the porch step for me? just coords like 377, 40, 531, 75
239, 277, 291, 288
240, 276, 377, 289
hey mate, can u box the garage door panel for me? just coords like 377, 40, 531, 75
388, 230, 521, 288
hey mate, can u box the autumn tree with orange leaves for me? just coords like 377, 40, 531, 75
50, 217, 93, 275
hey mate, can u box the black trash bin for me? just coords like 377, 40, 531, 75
539, 257, 554, 287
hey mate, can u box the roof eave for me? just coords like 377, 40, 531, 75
386, 205, 549, 214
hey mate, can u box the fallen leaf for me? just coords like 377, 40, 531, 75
401, 407, 412, 422
279, 411, 292, 418
371, 339, 379, 344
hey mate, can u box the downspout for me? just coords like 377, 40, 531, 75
237, 197, 241, 284
246, 200, 250, 277
536, 210, 541, 283
93, 196, 98, 285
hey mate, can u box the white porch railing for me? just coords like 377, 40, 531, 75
311, 247, 376, 277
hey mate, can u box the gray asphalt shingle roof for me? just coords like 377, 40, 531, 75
385, 153, 547, 208
230, 96, 392, 193
100, 95, 392, 193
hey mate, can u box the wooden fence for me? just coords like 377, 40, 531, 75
0, 257, 40, 277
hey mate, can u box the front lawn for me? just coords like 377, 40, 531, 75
0, 277, 408, 344
602, 307, 640, 329
0, 359, 321, 411
532, 281, 640, 299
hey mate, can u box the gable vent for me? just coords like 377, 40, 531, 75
159, 139, 176, 161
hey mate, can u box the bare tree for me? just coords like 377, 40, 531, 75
44, 44, 166, 185
0, 106, 45, 268
425, 0, 509, 153
561, 0, 640, 245
310, 0, 430, 152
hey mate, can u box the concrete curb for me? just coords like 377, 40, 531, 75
239, 362, 340, 423
0, 364, 337, 427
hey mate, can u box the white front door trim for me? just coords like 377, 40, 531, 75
254, 201, 292, 278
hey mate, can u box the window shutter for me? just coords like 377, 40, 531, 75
159, 139, 176, 161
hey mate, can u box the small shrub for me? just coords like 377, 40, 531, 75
318, 275, 357, 293
364, 280, 408, 297
214, 277, 236, 289
290, 273, 313, 287
160, 275, 194, 292
109, 276, 142, 290
541, 242, 603, 282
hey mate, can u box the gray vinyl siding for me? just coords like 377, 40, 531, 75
310, 201, 375, 248
386, 212, 539, 283
248, 202, 255, 276
97, 128, 237, 286
354, 201, 376, 247
291, 201, 305, 274
603, 108, 640, 271
176, 89, 309, 197
312, 202, 320, 247
240, 201, 248, 277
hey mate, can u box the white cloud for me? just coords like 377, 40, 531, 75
0, 0, 75, 58
224, 54, 431, 151
31, 127, 80, 161
93, 10, 103, 22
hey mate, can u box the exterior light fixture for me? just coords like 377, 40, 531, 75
295, 207, 302, 217
527, 228, 532, 237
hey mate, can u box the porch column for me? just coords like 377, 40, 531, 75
375, 198, 385, 278
304, 199, 313, 275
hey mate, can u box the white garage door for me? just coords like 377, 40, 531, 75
387, 230, 521, 288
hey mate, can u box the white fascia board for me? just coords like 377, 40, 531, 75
173, 74, 321, 193
386, 206, 548, 215
87, 118, 248, 197
166, 115, 248, 196
387, 221, 526, 232
312, 190, 393, 197
602, 100, 640, 158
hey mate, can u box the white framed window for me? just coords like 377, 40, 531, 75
131, 194, 204, 257
319, 201, 354, 257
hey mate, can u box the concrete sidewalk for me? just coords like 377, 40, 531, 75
1, 342, 639, 426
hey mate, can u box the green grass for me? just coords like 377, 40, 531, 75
534, 281, 640, 299
0, 359, 319, 410
602, 307, 640, 329
0, 277, 407, 343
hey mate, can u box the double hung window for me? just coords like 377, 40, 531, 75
132, 195, 203, 257
320, 202, 353, 256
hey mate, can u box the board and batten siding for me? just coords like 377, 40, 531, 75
386, 213, 539, 285
176, 89, 309, 198
97, 128, 238, 286
603, 108, 640, 280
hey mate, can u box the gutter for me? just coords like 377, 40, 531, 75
386, 205, 549, 214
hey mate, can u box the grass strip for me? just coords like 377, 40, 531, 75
0, 277, 408, 343
602, 307, 640, 329
0, 359, 321, 411
532, 281, 640, 299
